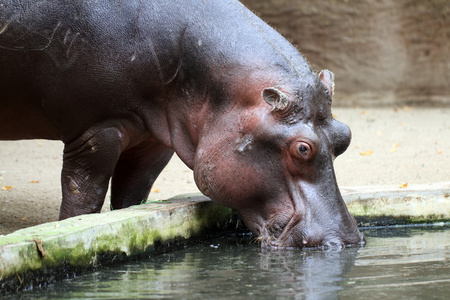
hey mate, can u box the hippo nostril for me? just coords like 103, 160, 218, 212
322, 239, 346, 250
324, 231, 366, 249
299, 235, 323, 249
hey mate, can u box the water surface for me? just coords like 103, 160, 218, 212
17, 225, 450, 299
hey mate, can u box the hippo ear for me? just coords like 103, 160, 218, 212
319, 69, 335, 97
262, 87, 291, 113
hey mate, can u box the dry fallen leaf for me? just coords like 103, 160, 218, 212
403, 106, 413, 111
33, 238, 46, 259
21, 216, 27, 221
151, 187, 160, 193
389, 143, 400, 153
399, 183, 408, 188
437, 150, 443, 154
30, 180, 40, 184
1, 186, 14, 191
359, 150, 373, 156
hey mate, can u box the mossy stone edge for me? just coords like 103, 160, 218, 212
343, 183, 450, 226
0, 195, 234, 293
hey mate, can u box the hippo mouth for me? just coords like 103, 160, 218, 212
257, 213, 304, 250
257, 227, 365, 250
256, 213, 366, 250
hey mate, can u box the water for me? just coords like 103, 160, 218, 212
13, 225, 450, 299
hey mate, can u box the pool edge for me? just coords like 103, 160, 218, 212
343, 182, 450, 226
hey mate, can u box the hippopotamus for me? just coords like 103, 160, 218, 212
0, 0, 364, 249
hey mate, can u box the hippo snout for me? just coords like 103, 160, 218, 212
262, 231, 365, 250
259, 216, 366, 250
305, 231, 366, 250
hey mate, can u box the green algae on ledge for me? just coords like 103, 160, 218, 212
0, 196, 234, 293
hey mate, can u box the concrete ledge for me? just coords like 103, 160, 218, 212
0, 194, 233, 293
342, 182, 450, 225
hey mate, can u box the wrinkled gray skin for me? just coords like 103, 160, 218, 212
0, 0, 364, 249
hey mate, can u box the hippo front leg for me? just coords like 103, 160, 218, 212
60, 128, 123, 220
110, 141, 174, 209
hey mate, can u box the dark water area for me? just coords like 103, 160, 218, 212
12, 225, 450, 299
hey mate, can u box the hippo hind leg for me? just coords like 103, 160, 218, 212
110, 140, 174, 210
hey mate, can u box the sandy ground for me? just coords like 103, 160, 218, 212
1, 107, 449, 235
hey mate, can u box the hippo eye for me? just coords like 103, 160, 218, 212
290, 141, 313, 160
299, 144, 308, 155
297, 142, 311, 157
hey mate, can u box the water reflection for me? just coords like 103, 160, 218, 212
252, 247, 360, 299
148, 237, 362, 299
340, 227, 450, 300
19, 235, 361, 299
16, 226, 450, 299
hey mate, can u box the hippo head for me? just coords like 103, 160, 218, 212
192, 69, 365, 249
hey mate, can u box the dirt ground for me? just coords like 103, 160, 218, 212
1, 107, 449, 235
